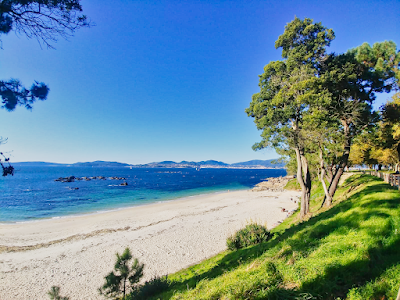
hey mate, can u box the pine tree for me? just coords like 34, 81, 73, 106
99, 248, 144, 300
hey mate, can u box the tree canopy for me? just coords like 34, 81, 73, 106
246, 17, 334, 219
0, 0, 90, 48
0, 0, 91, 111
247, 17, 399, 218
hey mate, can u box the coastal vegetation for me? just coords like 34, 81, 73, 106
226, 223, 272, 251
99, 248, 144, 300
246, 17, 400, 220
48, 286, 69, 300
143, 173, 400, 299
350, 92, 400, 171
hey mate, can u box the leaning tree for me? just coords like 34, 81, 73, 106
246, 17, 334, 219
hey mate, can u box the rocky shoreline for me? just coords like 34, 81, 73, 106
251, 175, 295, 192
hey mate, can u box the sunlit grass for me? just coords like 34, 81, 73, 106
146, 174, 400, 299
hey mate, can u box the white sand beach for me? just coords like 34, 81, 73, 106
0, 188, 300, 299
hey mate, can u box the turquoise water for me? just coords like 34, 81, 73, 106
0, 166, 286, 223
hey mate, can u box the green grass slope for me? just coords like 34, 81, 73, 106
148, 174, 400, 300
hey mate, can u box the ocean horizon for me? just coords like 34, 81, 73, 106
0, 166, 286, 223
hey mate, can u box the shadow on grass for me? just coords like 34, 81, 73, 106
168, 237, 284, 292
157, 175, 400, 299
265, 238, 400, 300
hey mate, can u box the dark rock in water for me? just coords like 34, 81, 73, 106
110, 176, 126, 180
55, 175, 125, 182
66, 176, 75, 182
120, 181, 128, 186
55, 176, 75, 182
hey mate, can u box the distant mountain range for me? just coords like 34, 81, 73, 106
12, 159, 285, 169
12, 161, 131, 168
138, 159, 284, 169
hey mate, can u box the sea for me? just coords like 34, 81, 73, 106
0, 166, 286, 223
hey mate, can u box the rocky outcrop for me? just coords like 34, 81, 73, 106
55, 176, 127, 182
55, 176, 76, 183
251, 176, 294, 192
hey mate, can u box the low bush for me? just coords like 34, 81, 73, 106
226, 223, 272, 250
127, 276, 170, 300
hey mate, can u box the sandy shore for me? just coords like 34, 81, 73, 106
0, 188, 300, 299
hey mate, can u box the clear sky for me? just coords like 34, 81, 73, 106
0, 0, 399, 164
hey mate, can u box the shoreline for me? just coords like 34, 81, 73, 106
0, 188, 300, 299
0, 186, 246, 225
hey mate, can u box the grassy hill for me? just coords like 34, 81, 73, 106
143, 174, 400, 299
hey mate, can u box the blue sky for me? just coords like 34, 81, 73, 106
0, 0, 399, 164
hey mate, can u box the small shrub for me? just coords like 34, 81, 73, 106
226, 223, 272, 250
48, 286, 69, 300
99, 247, 144, 300
127, 276, 170, 300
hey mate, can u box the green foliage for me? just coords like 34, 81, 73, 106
147, 174, 400, 300
246, 16, 337, 218
275, 17, 335, 68
47, 286, 69, 300
350, 92, 400, 169
226, 223, 272, 250
246, 17, 334, 152
284, 178, 301, 190
247, 16, 399, 209
127, 276, 170, 300
99, 247, 144, 300
0, 79, 49, 111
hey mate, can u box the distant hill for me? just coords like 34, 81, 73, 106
139, 160, 228, 168
137, 159, 283, 169
12, 161, 64, 167
12, 161, 131, 168
12, 159, 285, 169
231, 159, 285, 168
198, 160, 229, 166
70, 161, 131, 167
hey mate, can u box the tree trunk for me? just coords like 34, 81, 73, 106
328, 122, 351, 199
396, 284, 400, 300
295, 147, 311, 220
326, 165, 333, 182
123, 279, 126, 299
319, 147, 333, 207
301, 153, 311, 214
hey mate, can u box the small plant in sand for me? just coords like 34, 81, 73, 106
99, 247, 144, 300
226, 223, 272, 250
48, 286, 69, 300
